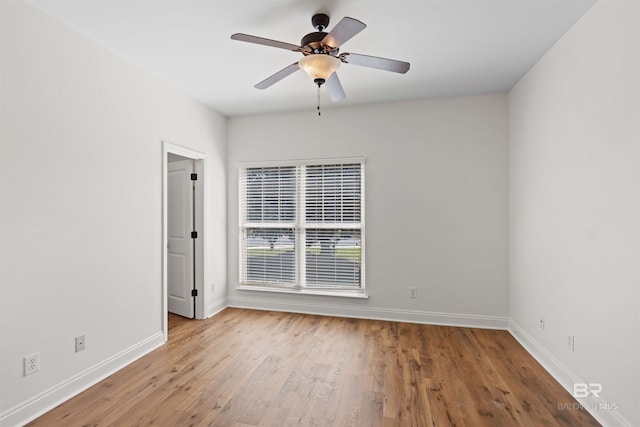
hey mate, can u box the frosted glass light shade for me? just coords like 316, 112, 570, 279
298, 54, 341, 82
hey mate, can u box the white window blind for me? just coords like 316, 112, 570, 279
240, 166, 296, 286
239, 160, 364, 291
303, 163, 362, 288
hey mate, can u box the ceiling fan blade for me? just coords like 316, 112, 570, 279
340, 52, 410, 74
231, 33, 303, 52
325, 72, 346, 102
322, 17, 366, 49
255, 63, 300, 89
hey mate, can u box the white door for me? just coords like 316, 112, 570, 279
168, 159, 195, 318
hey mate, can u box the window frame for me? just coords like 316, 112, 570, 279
238, 158, 366, 298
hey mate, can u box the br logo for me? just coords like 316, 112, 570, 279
573, 383, 602, 398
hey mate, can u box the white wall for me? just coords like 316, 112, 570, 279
227, 94, 509, 327
509, 1, 639, 426
0, 1, 226, 425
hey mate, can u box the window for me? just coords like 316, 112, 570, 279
239, 159, 365, 294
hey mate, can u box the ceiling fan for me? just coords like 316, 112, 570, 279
230, 13, 410, 103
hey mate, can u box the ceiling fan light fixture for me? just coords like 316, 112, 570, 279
298, 54, 341, 85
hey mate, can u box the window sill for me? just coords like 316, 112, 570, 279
236, 285, 368, 299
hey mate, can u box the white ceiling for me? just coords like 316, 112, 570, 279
28, 0, 596, 117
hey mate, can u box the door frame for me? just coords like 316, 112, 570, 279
162, 141, 207, 340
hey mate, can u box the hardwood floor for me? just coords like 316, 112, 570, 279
28, 309, 600, 426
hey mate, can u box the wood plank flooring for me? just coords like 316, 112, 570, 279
28, 308, 600, 426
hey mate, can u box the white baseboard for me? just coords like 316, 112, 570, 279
0, 332, 165, 427
205, 297, 228, 319
226, 295, 508, 329
508, 320, 632, 427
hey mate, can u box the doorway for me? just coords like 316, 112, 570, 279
167, 156, 196, 319
162, 142, 206, 341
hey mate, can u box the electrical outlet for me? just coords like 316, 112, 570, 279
75, 335, 85, 352
539, 316, 545, 330
409, 287, 417, 298
24, 353, 40, 376
211, 282, 216, 292
568, 335, 575, 352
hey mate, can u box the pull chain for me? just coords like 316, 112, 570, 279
317, 85, 321, 116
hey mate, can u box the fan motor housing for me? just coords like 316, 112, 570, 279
301, 31, 338, 55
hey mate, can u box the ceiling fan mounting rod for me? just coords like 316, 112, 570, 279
311, 13, 330, 32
